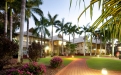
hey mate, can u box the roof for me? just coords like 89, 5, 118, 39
71, 36, 100, 44
49, 35, 68, 42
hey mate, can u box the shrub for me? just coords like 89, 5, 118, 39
6, 68, 32, 75
6, 62, 46, 75
21, 62, 46, 75
50, 57, 63, 68
0, 35, 19, 70
28, 41, 42, 61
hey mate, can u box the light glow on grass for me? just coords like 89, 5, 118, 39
102, 68, 108, 75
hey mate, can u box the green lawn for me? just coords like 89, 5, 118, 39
23, 56, 73, 66
86, 57, 121, 71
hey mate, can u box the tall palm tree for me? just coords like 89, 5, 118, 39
79, 23, 90, 56
18, 0, 26, 63
26, 0, 43, 50
64, 22, 72, 43
71, 25, 79, 43
47, 12, 59, 55
33, 16, 50, 57
55, 18, 70, 54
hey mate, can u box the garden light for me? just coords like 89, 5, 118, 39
101, 68, 107, 75
72, 55, 74, 58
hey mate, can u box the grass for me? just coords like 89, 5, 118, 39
23, 56, 73, 66
86, 57, 121, 71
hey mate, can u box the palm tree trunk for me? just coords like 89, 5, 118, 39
41, 31, 43, 57
83, 32, 86, 56
100, 38, 102, 55
18, 0, 26, 63
62, 32, 64, 55
10, 8, 12, 41
51, 25, 54, 55
26, 18, 29, 53
90, 34, 92, 56
5, 1, 7, 37
112, 38, 115, 56
105, 42, 107, 55
95, 37, 97, 56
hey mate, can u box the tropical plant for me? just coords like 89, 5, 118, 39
0, 35, 19, 70
33, 16, 50, 57
18, 0, 26, 63
55, 18, 70, 54
70, 0, 121, 56
78, 23, 90, 56
28, 41, 42, 62
25, 0, 43, 50
21, 62, 46, 75
50, 56, 63, 68
47, 12, 60, 55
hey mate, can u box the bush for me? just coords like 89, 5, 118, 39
6, 62, 46, 75
6, 68, 32, 75
50, 57, 63, 68
0, 35, 19, 70
28, 41, 42, 61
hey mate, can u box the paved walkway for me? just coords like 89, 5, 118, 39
56, 58, 121, 75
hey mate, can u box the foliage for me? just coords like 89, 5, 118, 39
50, 56, 63, 68
28, 41, 42, 62
70, 43, 77, 54
6, 62, 46, 75
0, 35, 19, 69
21, 62, 46, 75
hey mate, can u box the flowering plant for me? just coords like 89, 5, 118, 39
22, 62, 46, 75
6, 62, 46, 75
7, 68, 32, 75
50, 56, 63, 68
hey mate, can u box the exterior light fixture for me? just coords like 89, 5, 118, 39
72, 55, 74, 58
102, 68, 107, 75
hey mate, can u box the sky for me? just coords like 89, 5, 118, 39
23, 0, 101, 40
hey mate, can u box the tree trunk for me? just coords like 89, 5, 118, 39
10, 8, 13, 41
112, 38, 115, 56
18, 0, 26, 63
5, 2, 7, 37
26, 18, 29, 50
62, 32, 64, 55
100, 38, 102, 55
83, 32, 86, 56
51, 25, 54, 56
90, 34, 92, 56
41, 31, 43, 57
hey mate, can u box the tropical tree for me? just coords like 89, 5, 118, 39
33, 16, 50, 57
79, 23, 90, 56
71, 25, 79, 43
47, 13, 60, 55
25, 0, 43, 51
64, 22, 72, 42
55, 18, 71, 54
18, 0, 26, 63
70, 0, 121, 56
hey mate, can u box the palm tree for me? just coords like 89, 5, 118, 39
25, 0, 43, 51
64, 22, 72, 42
33, 16, 50, 57
71, 25, 79, 43
71, 0, 121, 56
47, 12, 59, 55
55, 18, 70, 54
79, 23, 90, 56
18, 0, 26, 63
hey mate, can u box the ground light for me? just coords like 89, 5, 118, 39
101, 68, 108, 75
72, 55, 74, 58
